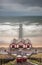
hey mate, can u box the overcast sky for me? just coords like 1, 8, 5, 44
0, 0, 42, 16
0, 0, 42, 47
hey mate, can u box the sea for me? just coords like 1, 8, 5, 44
0, 16, 42, 24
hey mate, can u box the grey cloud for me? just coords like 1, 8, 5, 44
1, 0, 42, 7
0, 0, 42, 16
6, 0, 42, 7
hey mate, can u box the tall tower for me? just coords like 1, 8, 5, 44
19, 24, 23, 39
